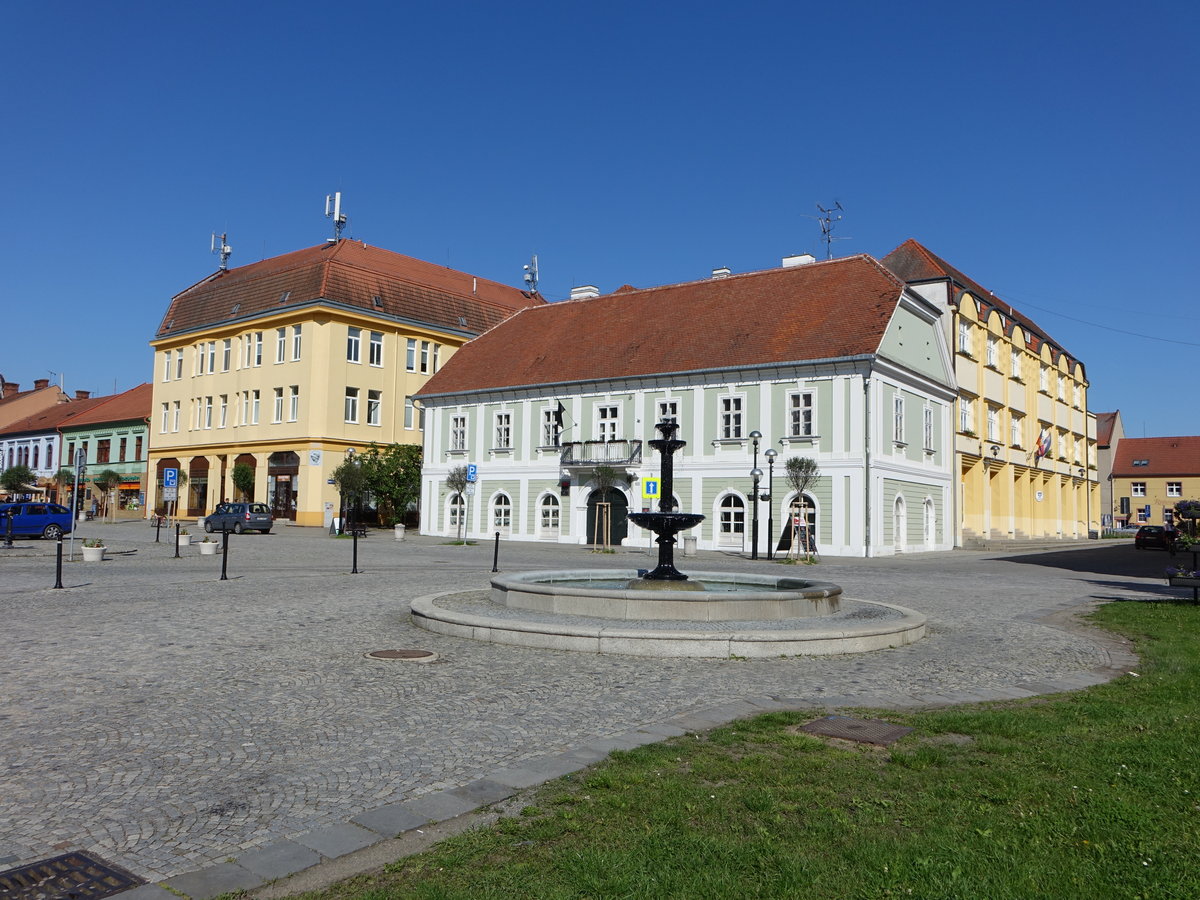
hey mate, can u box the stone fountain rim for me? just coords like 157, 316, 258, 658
492, 569, 842, 603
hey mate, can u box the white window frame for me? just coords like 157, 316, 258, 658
1167, 482, 1182, 497
203, 396, 213, 429
276, 328, 286, 363
494, 411, 512, 449
986, 405, 999, 442
1131, 482, 1146, 497
160, 403, 169, 433
986, 336, 998, 368
172, 400, 180, 432
959, 397, 974, 434
923, 405, 933, 451
292, 325, 302, 361
347, 327, 361, 363
541, 408, 557, 447
288, 386, 299, 422
175, 351, 183, 380
243, 334, 252, 368
367, 390, 381, 426
254, 332, 263, 367
597, 405, 619, 442
720, 394, 744, 440
273, 387, 284, 423
219, 394, 228, 428
404, 398, 415, 429
1010, 415, 1023, 448
369, 331, 384, 367
718, 493, 745, 541
1039, 365, 1049, 393
540, 494, 560, 535
492, 493, 512, 531
420, 341, 431, 374
344, 387, 359, 424
893, 395, 905, 445
789, 391, 814, 438
162, 350, 172, 382
251, 389, 260, 424
207, 342, 216, 373
222, 339, 231, 372
451, 415, 468, 451
958, 321, 971, 355
406, 338, 417, 372
657, 399, 678, 426
1010, 348, 1022, 380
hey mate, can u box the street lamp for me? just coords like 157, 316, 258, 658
764, 447, 777, 560
749, 431, 762, 559
750, 467, 763, 559
339, 447, 355, 535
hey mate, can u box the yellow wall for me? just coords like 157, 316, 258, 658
1112, 476, 1199, 526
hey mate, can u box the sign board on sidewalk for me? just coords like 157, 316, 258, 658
162, 486, 178, 502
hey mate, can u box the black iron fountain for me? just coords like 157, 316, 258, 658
627, 420, 705, 587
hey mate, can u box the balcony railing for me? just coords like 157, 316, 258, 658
560, 439, 642, 467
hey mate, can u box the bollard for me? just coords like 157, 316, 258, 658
351, 528, 360, 574
174, 522, 181, 559
4, 511, 12, 548
54, 536, 64, 589
220, 527, 229, 581
155, 515, 162, 543
492, 531, 500, 573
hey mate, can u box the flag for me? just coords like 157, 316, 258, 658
1035, 428, 1052, 459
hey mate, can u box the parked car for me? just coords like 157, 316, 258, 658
203, 502, 274, 534
0, 502, 75, 539
1134, 525, 1181, 551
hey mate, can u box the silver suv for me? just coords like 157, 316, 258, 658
204, 502, 274, 534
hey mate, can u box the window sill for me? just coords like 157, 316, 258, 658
1010, 376, 1024, 383
958, 431, 977, 438
985, 364, 1002, 372
779, 435, 819, 446
957, 351, 976, 360
447, 449, 468, 456
490, 447, 514, 454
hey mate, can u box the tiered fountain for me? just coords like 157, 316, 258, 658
411, 419, 926, 657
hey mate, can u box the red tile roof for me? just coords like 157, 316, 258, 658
155, 240, 544, 340
1095, 411, 1118, 447
60, 383, 153, 427
1111, 436, 1200, 477
418, 255, 912, 396
0, 395, 114, 437
882, 239, 1079, 369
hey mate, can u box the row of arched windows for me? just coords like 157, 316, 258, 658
6, 443, 51, 470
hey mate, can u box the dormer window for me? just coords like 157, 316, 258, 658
278, 291, 291, 305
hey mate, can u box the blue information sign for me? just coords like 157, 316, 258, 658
466, 464, 478, 483
163, 468, 178, 488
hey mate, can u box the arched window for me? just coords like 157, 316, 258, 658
540, 494, 560, 536
492, 493, 512, 533
924, 498, 936, 548
718, 494, 745, 546
448, 493, 464, 527
894, 495, 907, 552
32, 445, 39, 469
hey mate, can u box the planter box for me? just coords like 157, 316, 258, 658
1168, 577, 1200, 587
177, 534, 192, 547
81, 545, 106, 562
198, 541, 219, 555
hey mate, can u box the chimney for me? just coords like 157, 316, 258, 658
34, 378, 49, 390
75, 390, 91, 400
782, 254, 816, 268
2, 382, 18, 395
569, 285, 600, 301
711, 266, 732, 279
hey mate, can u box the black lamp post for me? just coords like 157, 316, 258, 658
339, 447, 355, 535
764, 447, 777, 560
749, 430, 762, 559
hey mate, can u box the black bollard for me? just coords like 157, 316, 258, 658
220, 527, 229, 581
174, 522, 180, 559
155, 515, 162, 543
4, 511, 12, 548
351, 528, 359, 574
492, 530, 500, 573
54, 536, 64, 589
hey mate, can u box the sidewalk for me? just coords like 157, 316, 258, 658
0, 526, 1160, 898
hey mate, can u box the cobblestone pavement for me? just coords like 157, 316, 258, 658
0, 523, 1169, 885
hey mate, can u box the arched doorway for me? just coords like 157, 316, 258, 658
777, 494, 817, 554
155, 458, 180, 516
539, 493, 560, 539
586, 487, 628, 546
233, 453, 257, 502
924, 498, 936, 549
894, 495, 907, 553
491, 492, 513, 536
187, 458, 209, 517
268, 451, 300, 520
717, 493, 745, 548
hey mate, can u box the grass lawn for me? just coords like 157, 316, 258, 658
293, 601, 1200, 899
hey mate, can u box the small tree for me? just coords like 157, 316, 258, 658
231, 463, 255, 501
0, 464, 35, 498
93, 469, 122, 519
784, 456, 820, 561
333, 455, 370, 530
52, 467, 75, 507
591, 464, 620, 550
359, 443, 423, 526
445, 465, 469, 541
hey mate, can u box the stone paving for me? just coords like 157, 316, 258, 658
0, 522, 1171, 897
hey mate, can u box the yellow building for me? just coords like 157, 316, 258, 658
147, 240, 542, 526
1111, 436, 1200, 528
884, 241, 1097, 545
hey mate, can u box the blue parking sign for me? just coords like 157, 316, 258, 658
466, 464, 477, 483
163, 468, 178, 488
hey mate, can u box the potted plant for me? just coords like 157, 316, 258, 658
197, 536, 219, 555
177, 527, 191, 547
81, 537, 106, 562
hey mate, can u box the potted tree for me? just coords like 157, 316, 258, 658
197, 536, 219, 555
177, 527, 191, 547
81, 537, 106, 562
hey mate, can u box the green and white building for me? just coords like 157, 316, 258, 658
416, 254, 957, 556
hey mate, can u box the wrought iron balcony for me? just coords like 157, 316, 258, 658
560, 439, 642, 467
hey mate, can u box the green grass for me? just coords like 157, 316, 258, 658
295, 601, 1200, 899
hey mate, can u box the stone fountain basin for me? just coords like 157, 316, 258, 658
491, 569, 842, 621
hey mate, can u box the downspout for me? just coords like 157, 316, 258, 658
863, 369, 872, 557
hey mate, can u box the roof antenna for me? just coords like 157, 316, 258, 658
325, 192, 347, 242
211, 232, 232, 270
809, 201, 849, 259
522, 254, 539, 294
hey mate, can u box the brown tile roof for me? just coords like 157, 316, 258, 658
60, 383, 153, 428
1112, 436, 1200, 477
418, 255, 911, 396
0, 395, 114, 437
155, 240, 544, 340
1096, 411, 1118, 447
882, 239, 1080, 369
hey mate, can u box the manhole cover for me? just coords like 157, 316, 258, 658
800, 715, 913, 746
365, 649, 439, 662
0, 852, 143, 900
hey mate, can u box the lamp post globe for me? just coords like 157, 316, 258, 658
750, 466, 763, 560
764, 448, 777, 560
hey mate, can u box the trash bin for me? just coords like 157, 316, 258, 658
394, 524, 406, 541
683, 535, 697, 557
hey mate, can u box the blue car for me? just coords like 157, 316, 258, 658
0, 502, 75, 539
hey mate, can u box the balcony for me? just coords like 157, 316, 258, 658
560, 439, 642, 467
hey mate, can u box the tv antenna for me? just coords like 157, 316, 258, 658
211, 232, 232, 270
325, 191, 348, 242
808, 201, 850, 259
522, 254, 539, 294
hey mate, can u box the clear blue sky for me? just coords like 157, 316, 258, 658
3, 1, 1196, 438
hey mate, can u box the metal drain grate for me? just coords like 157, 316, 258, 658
0, 852, 143, 900
800, 715, 913, 746
365, 649, 438, 662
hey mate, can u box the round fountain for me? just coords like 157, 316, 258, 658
411, 421, 926, 658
